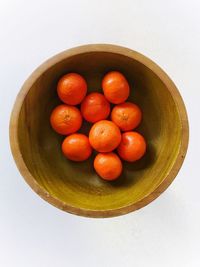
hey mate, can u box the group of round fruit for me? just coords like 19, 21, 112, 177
50, 71, 147, 181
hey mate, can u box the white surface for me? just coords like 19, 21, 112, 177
0, 0, 200, 266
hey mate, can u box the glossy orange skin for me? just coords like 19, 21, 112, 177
117, 131, 146, 162
102, 71, 130, 104
50, 104, 82, 135
89, 120, 121, 152
62, 133, 92, 161
94, 152, 122, 180
57, 73, 87, 105
81, 92, 110, 123
111, 102, 142, 131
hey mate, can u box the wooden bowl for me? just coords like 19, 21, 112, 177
10, 44, 189, 218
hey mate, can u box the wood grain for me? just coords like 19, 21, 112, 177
9, 44, 189, 218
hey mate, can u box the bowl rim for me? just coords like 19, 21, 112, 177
9, 44, 189, 218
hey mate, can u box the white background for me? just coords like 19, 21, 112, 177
0, 0, 200, 266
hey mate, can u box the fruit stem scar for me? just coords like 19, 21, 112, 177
122, 113, 128, 120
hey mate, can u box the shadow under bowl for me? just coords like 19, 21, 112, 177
10, 44, 189, 218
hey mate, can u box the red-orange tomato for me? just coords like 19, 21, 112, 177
102, 71, 130, 104
62, 133, 92, 161
57, 73, 87, 105
117, 131, 146, 162
81, 92, 110, 123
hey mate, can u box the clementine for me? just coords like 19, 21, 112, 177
81, 92, 110, 123
62, 133, 92, 161
102, 71, 130, 104
111, 102, 142, 131
117, 131, 146, 162
89, 120, 121, 152
57, 73, 87, 105
50, 104, 82, 135
94, 152, 122, 180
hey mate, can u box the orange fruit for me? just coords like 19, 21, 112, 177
62, 133, 92, 161
57, 73, 87, 105
117, 131, 146, 162
94, 152, 122, 181
81, 92, 110, 123
102, 71, 130, 104
111, 102, 142, 131
89, 120, 121, 152
50, 104, 82, 135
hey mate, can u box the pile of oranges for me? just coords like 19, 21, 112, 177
50, 71, 146, 181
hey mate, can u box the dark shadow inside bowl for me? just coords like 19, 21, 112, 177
17, 51, 182, 211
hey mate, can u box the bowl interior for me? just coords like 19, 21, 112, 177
17, 51, 182, 212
